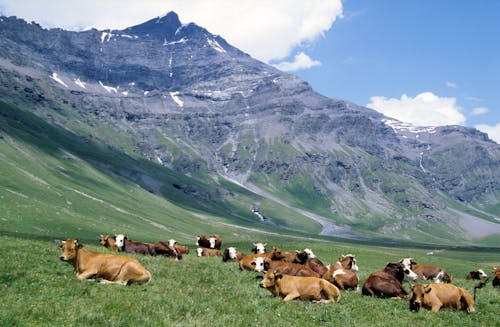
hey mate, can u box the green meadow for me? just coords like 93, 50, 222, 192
0, 235, 499, 326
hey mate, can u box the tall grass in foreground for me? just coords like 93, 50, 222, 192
0, 235, 499, 326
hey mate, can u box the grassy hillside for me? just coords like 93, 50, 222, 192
0, 102, 325, 243
1, 235, 499, 326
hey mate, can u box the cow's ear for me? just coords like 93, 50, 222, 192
276, 273, 283, 280
425, 287, 432, 294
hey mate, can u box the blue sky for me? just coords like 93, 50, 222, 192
0, 0, 498, 142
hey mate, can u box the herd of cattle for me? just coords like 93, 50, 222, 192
58, 234, 500, 313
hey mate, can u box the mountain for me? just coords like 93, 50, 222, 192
0, 12, 499, 245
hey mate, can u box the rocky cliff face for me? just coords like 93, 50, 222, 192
0, 12, 499, 242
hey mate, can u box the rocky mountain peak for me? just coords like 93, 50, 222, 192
122, 11, 182, 40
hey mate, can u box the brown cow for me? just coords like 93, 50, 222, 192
252, 257, 320, 278
492, 268, 500, 287
323, 265, 359, 291
239, 248, 285, 271
295, 249, 328, 276
409, 284, 475, 313
222, 247, 246, 262
168, 239, 190, 255
116, 235, 150, 255
400, 258, 452, 283
196, 234, 222, 249
260, 270, 341, 303
58, 238, 151, 285
150, 241, 182, 260
99, 234, 119, 251
196, 247, 222, 257
362, 262, 418, 298
466, 269, 488, 280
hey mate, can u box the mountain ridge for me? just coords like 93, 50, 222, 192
0, 12, 499, 245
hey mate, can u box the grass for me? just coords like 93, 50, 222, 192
0, 235, 499, 326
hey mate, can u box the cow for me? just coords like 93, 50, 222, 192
251, 242, 267, 254
222, 247, 246, 262
492, 268, 500, 287
323, 265, 359, 291
466, 269, 488, 280
196, 234, 222, 249
295, 249, 328, 276
400, 258, 452, 283
168, 239, 190, 255
114, 234, 150, 255
150, 241, 182, 260
196, 247, 222, 257
252, 257, 320, 277
58, 238, 151, 285
362, 262, 418, 298
277, 250, 301, 263
260, 270, 341, 303
99, 234, 119, 251
409, 284, 475, 313
238, 248, 285, 271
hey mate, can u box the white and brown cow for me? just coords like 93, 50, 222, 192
400, 258, 452, 283
222, 247, 246, 262
409, 283, 475, 313
196, 247, 222, 257
362, 262, 418, 298
196, 234, 222, 249
168, 239, 190, 255
466, 269, 488, 281
59, 238, 151, 285
238, 248, 285, 271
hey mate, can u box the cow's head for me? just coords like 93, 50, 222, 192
260, 270, 282, 289
114, 234, 126, 250
398, 258, 418, 280
340, 254, 359, 272
252, 242, 267, 254
195, 236, 200, 246
409, 284, 428, 311
59, 238, 82, 261
208, 237, 217, 248
196, 248, 203, 257
168, 239, 177, 247
399, 257, 416, 270
303, 248, 316, 259
226, 247, 237, 260
252, 257, 268, 272
385, 262, 418, 281
99, 235, 108, 246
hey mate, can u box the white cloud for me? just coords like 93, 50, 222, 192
273, 52, 321, 71
367, 92, 466, 126
446, 81, 457, 88
0, 0, 343, 63
475, 123, 500, 144
470, 107, 489, 116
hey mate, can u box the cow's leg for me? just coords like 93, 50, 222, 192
76, 271, 97, 280
99, 279, 127, 285
431, 303, 442, 312
283, 292, 300, 301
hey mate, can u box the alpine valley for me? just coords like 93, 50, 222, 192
0, 12, 499, 246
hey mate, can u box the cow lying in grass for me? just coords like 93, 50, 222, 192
409, 284, 475, 313
260, 270, 340, 303
59, 238, 152, 285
